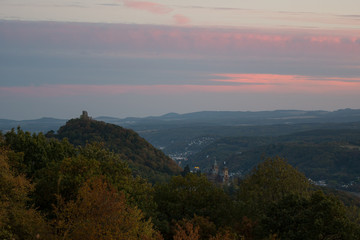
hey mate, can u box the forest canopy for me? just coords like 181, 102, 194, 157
1, 126, 359, 239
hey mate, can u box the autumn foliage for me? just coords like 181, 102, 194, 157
1, 127, 360, 240
54, 177, 161, 240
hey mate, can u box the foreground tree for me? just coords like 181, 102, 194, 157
33, 142, 157, 220
155, 173, 233, 236
54, 177, 162, 240
173, 220, 200, 240
3, 127, 75, 177
0, 147, 50, 239
173, 217, 236, 240
262, 191, 360, 239
237, 156, 311, 219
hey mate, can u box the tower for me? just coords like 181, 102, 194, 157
80, 111, 91, 120
212, 159, 219, 175
223, 166, 229, 183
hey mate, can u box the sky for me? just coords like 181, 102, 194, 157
1, 0, 360, 120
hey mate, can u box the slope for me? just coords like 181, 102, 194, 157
52, 116, 181, 182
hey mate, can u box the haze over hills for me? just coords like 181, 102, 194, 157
0, 117, 67, 133
1, 108, 360, 133
98, 108, 360, 128
2, 109, 360, 190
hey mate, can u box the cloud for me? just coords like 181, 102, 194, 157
122, 0, 172, 14
210, 73, 360, 93
2, 21, 359, 60
175, 6, 360, 29
338, 14, 360, 18
173, 14, 191, 25
2, 72, 360, 98
1, 21, 360, 91
0, 84, 232, 97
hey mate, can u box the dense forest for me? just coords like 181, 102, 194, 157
1, 117, 360, 239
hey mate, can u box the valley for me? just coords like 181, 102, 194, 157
2, 109, 360, 190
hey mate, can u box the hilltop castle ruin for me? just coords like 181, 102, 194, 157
80, 111, 92, 120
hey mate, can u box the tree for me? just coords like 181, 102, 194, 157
54, 177, 162, 240
174, 215, 217, 240
173, 220, 200, 240
0, 147, 50, 239
33, 142, 157, 219
173, 217, 237, 240
237, 156, 311, 219
262, 191, 360, 239
208, 231, 235, 240
181, 164, 190, 177
154, 174, 233, 236
2, 127, 76, 183
4, 127, 49, 176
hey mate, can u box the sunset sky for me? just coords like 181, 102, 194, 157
1, 0, 360, 119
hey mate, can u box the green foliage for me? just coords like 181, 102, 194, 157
321, 187, 360, 208
0, 147, 51, 239
174, 216, 217, 240
4, 127, 49, 175
2, 128, 77, 213
237, 156, 311, 219
2, 124, 360, 240
3, 127, 76, 177
53, 177, 162, 240
154, 174, 233, 236
3, 128, 157, 220
234, 156, 360, 239
262, 191, 360, 239
34, 143, 157, 220
172, 216, 237, 240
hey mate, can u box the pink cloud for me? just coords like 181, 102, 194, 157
123, 0, 172, 14
173, 14, 191, 26
2, 21, 359, 61
0, 84, 243, 97
308, 36, 341, 44
210, 73, 360, 93
2, 73, 360, 98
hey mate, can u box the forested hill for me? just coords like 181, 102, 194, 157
50, 116, 181, 181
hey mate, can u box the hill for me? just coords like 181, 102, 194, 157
50, 113, 181, 182
0, 117, 67, 133
2, 109, 360, 134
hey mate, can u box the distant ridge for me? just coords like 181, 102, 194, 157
94, 109, 360, 128
2, 109, 360, 133
0, 117, 67, 133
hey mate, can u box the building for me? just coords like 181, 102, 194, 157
207, 159, 230, 185
80, 111, 92, 120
